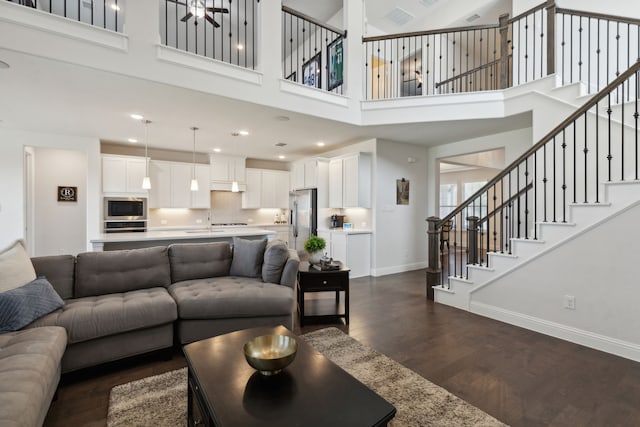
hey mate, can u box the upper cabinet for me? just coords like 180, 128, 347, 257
242, 168, 289, 209
149, 160, 210, 209
102, 155, 147, 194
290, 158, 327, 190
210, 155, 246, 191
329, 153, 372, 208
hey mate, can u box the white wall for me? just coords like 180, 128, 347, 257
373, 139, 429, 276
0, 128, 100, 253
426, 127, 533, 217
471, 201, 640, 361
33, 148, 87, 256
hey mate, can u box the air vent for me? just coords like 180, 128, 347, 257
275, 143, 287, 147
466, 14, 481, 23
419, 0, 439, 7
385, 7, 414, 26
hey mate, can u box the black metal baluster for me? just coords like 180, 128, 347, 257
517, 20, 521, 85
636, 70, 639, 180
525, 15, 529, 82
228, 0, 232, 63
165, 0, 168, 46
543, 143, 548, 221
570, 13, 573, 82
573, 120, 577, 204
622, 80, 625, 180
596, 101, 600, 202
597, 19, 601, 92
500, 178, 505, 251
492, 184, 497, 254
607, 94, 612, 181
553, 136, 557, 222
584, 111, 589, 203
517, 164, 521, 237
588, 18, 591, 92
244, 0, 247, 67
579, 17, 582, 81
365, 41, 369, 99
562, 130, 567, 222
534, 151, 538, 240
508, 171, 512, 254
561, 13, 565, 85
525, 157, 529, 239
533, 11, 537, 81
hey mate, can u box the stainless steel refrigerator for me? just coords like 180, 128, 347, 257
289, 188, 317, 254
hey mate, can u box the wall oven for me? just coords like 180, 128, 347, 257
104, 197, 147, 233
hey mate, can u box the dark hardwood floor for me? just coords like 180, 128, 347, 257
45, 269, 640, 426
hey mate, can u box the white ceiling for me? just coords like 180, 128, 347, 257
0, 0, 524, 161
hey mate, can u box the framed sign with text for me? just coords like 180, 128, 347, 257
58, 186, 77, 202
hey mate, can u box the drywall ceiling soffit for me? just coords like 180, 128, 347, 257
281, 0, 343, 23
442, 148, 506, 169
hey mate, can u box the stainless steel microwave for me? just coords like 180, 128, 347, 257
104, 197, 147, 221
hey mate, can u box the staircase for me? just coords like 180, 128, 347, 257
429, 60, 640, 361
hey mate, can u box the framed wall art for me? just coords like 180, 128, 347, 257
327, 37, 344, 90
302, 52, 321, 89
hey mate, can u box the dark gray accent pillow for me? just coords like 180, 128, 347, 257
230, 238, 268, 278
0, 277, 64, 333
262, 240, 289, 284
31, 254, 75, 299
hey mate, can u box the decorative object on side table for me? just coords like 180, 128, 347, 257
243, 334, 298, 376
304, 235, 326, 265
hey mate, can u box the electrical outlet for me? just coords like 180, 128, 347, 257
563, 295, 576, 310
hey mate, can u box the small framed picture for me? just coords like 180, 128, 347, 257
302, 52, 321, 89
396, 179, 409, 205
58, 186, 77, 202
327, 37, 344, 91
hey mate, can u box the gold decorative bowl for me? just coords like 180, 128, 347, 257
243, 335, 298, 376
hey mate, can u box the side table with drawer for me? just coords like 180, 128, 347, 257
297, 261, 350, 326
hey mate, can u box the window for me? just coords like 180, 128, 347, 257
439, 183, 457, 219
463, 181, 488, 227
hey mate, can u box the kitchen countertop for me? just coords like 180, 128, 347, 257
318, 228, 373, 235
90, 227, 276, 244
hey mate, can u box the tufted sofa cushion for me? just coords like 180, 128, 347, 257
29, 288, 177, 344
169, 276, 294, 320
168, 242, 232, 283
0, 326, 67, 427
75, 246, 171, 298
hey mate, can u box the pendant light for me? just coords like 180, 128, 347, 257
190, 126, 199, 192
142, 119, 152, 190
231, 180, 239, 192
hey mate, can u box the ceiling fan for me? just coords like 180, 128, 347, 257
169, 0, 229, 27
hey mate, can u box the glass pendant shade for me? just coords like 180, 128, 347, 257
190, 178, 199, 191
142, 176, 151, 190
231, 181, 239, 192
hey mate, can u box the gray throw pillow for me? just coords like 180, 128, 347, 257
230, 238, 268, 278
0, 277, 64, 333
262, 240, 289, 284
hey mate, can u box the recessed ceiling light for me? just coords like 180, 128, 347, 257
213, 148, 222, 153
275, 142, 287, 147
130, 113, 144, 120
128, 138, 138, 143
110, 4, 120, 11
238, 130, 249, 136
275, 116, 290, 122
316, 142, 325, 147
0, 60, 10, 69
237, 44, 244, 50
278, 155, 286, 159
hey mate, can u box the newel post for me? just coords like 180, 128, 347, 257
426, 216, 441, 300
546, 0, 556, 76
499, 13, 510, 89
467, 216, 479, 265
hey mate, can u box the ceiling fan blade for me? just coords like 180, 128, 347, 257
207, 7, 229, 13
205, 14, 215, 25
180, 12, 193, 22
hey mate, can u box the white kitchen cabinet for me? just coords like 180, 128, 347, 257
242, 169, 289, 209
210, 155, 246, 191
329, 159, 343, 208
102, 155, 147, 194
290, 158, 328, 190
328, 153, 372, 208
318, 230, 371, 278
262, 225, 290, 245
149, 160, 211, 209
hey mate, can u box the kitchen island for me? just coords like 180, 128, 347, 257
89, 228, 276, 252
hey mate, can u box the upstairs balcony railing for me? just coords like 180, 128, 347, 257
282, 6, 346, 94
161, 0, 260, 70
6, 0, 124, 32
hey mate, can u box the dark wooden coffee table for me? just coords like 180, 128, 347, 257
183, 326, 396, 427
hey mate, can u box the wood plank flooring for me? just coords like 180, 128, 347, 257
44, 269, 640, 426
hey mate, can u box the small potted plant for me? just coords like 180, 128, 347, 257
304, 235, 326, 265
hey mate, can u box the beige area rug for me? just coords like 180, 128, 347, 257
107, 327, 507, 426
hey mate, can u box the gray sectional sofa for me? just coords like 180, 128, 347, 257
0, 238, 298, 427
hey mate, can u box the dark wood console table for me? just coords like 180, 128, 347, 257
297, 261, 350, 326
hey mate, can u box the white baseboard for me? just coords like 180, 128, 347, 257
470, 301, 640, 363
371, 261, 427, 277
